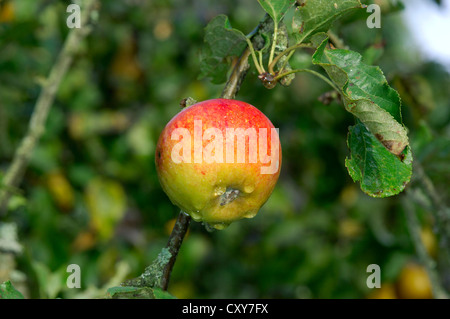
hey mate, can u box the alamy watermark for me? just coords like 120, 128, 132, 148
66, 264, 81, 288
169, 120, 280, 175
66, 4, 81, 29
366, 264, 381, 288
367, 4, 381, 29
65, 3, 381, 30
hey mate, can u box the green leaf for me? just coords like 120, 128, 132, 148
346, 122, 412, 197
311, 36, 412, 196
292, 0, 363, 43
257, 0, 296, 23
312, 36, 409, 156
107, 286, 139, 297
0, 281, 24, 299
152, 287, 177, 299
107, 286, 155, 299
199, 15, 247, 84
106, 286, 176, 299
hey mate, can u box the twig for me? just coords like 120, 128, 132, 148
274, 68, 341, 93
0, 0, 99, 213
402, 196, 449, 299
220, 48, 252, 99
120, 212, 191, 290
160, 211, 191, 290
411, 162, 450, 290
413, 163, 450, 234
268, 20, 278, 68
268, 43, 312, 75
244, 38, 263, 75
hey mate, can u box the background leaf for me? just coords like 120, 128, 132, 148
292, 0, 363, 43
199, 15, 247, 84
0, 281, 24, 299
152, 287, 177, 299
257, 0, 296, 23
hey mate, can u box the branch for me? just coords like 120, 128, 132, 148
0, 0, 100, 213
413, 163, 450, 234
410, 162, 450, 291
117, 212, 191, 296
402, 196, 449, 299
220, 48, 252, 99
160, 211, 191, 290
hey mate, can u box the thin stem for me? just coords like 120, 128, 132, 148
258, 50, 265, 73
268, 43, 312, 74
274, 68, 340, 93
245, 37, 264, 75
268, 21, 278, 68
278, 50, 295, 74
0, 0, 99, 213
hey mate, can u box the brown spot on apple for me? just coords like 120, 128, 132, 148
219, 188, 240, 206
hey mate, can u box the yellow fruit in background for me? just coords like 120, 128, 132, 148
367, 283, 397, 299
153, 18, 173, 41
85, 177, 126, 241
110, 38, 142, 82
396, 263, 433, 299
339, 184, 358, 207
420, 226, 438, 258
46, 170, 75, 211
0, 1, 14, 23
71, 230, 97, 252
338, 218, 363, 239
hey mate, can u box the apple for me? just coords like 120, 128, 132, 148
155, 98, 281, 230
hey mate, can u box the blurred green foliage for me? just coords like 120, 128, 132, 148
0, 0, 449, 299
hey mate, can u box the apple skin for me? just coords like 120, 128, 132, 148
155, 99, 281, 230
